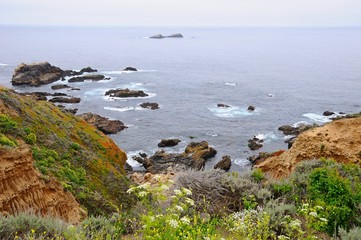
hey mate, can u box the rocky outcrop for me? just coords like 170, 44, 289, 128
123, 67, 137, 71
105, 88, 148, 98
217, 104, 230, 108
49, 97, 81, 104
150, 34, 166, 39
323, 111, 335, 116
0, 144, 83, 224
158, 139, 181, 147
248, 137, 263, 150
51, 84, 72, 90
136, 141, 217, 174
278, 124, 317, 136
80, 67, 97, 73
140, 102, 159, 110
256, 117, 361, 179
68, 75, 106, 83
247, 106, 255, 111
214, 155, 231, 171
79, 112, 127, 134
167, 33, 183, 38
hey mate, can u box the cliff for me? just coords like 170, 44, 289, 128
256, 117, 361, 179
0, 86, 131, 221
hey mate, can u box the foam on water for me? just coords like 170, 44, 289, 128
104, 106, 144, 112
303, 113, 332, 123
255, 132, 279, 143
0, 63, 9, 66
103, 92, 156, 101
225, 82, 237, 86
126, 151, 144, 167
208, 105, 260, 118
292, 121, 310, 127
234, 158, 251, 167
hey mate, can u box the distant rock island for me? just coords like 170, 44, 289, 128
149, 33, 184, 39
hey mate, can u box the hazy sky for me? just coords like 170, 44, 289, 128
1, 0, 361, 27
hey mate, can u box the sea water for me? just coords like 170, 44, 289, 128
0, 26, 360, 171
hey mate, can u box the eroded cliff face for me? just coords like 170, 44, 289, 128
256, 117, 361, 179
0, 144, 83, 224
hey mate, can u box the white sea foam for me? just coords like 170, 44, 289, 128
103, 92, 156, 101
126, 151, 144, 167
206, 133, 218, 137
225, 82, 237, 86
0, 63, 9, 66
104, 106, 144, 112
302, 113, 332, 123
255, 132, 279, 143
208, 105, 259, 118
292, 121, 310, 127
234, 158, 251, 167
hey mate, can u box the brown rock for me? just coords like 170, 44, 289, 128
248, 137, 263, 150
214, 155, 231, 171
105, 88, 148, 98
158, 139, 181, 147
217, 103, 230, 108
140, 102, 159, 110
79, 112, 127, 134
68, 75, 106, 83
80, 67, 97, 73
49, 97, 81, 104
51, 84, 72, 90
323, 111, 335, 116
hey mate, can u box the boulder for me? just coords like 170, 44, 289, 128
185, 141, 217, 160
123, 67, 137, 71
12, 62, 64, 86
217, 103, 230, 108
150, 34, 165, 39
158, 139, 181, 147
49, 97, 81, 104
68, 75, 106, 83
323, 111, 335, 116
167, 33, 184, 38
105, 88, 148, 98
51, 84, 72, 90
140, 102, 159, 110
80, 67, 97, 73
214, 155, 231, 171
58, 105, 78, 115
247, 105, 255, 111
278, 124, 317, 136
124, 162, 133, 173
79, 112, 127, 135
248, 137, 263, 151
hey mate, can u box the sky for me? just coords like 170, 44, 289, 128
0, 0, 361, 27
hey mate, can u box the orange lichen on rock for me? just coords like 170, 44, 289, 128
256, 117, 361, 179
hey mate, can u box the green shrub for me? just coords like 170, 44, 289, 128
32, 147, 58, 174
0, 133, 17, 147
251, 168, 265, 182
0, 114, 17, 133
25, 132, 37, 145
70, 142, 80, 151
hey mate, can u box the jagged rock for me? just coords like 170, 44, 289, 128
278, 124, 318, 136
158, 139, 181, 147
248, 151, 285, 166
248, 137, 263, 150
217, 103, 230, 108
123, 67, 137, 71
49, 97, 81, 103
214, 155, 231, 171
150, 34, 165, 39
80, 67, 97, 73
68, 75, 106, 83
124, 162, 133, 173
185, 141, 217, 160
167, 33, 184, 38
139, 152, 148, 158
79, 112, 127, 134
58, 105, 78, 115
51, 84, 72, 90
140, 102, 159, 110
105, 88, 148, 98
323, 111, 335, 116
132, 155, 144, 164
12, 62, 65, 86
248, 105, 255, 111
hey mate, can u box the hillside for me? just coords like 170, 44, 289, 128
256, 116, 361, 179
0, 86, 132, 221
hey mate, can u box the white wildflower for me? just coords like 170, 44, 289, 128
315, 205, 324, 210
138, 191, 148, 197
309, 211, 318, 218
160, 184, 169, 191
149, 216, 155, 221
139, 183, 150, 189
174, 189, 182, 196
320, 217, 328, 222
126, 187, 135, 194
182, 188, 192, 196
168, 219, 179, 228
185, 198, 195, 206
203, 237, 211, 240
167, 179, 175, 184
174, 205, 184, 212
278, 235, 290, 240
180, 216, 190, 225
289, 219, 302, 228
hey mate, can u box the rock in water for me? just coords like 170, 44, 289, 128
214, 155, 231, 171
80, 67, 97, 73
167, 33, 184, 38
158, 139, 181, 147
68, 75, 106, 82
248, 105, 255, 111
140, 102, 159, 110
12, 62, 64, 86
105, 88, 148, 98
49, 97, 81, 104
323, 111, 335, 116
248, 137, 263, 150
149, 34, 165, 39
51, 84, 72, 90
79, 112, 127, 134
217, 103, 230, 108
123, 67, 138, 71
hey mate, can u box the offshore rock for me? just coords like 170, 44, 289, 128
79, 112, 127, 135
140, 102, 159, 110
68, 75, 106, 83
323, 111, 335, 116
247, 105, 255, 111
158, 139, 181, 147
51, 84, 72, 90
123, 67, 137, 71
150, 34, 166, 39
248, 137, 263, 151
217, 103, 230, 108
49, 97, 81, 104
80, 67, 97, 73
214, 155, 231, 171
105, 88, 148, 98
167, 33, 184, 38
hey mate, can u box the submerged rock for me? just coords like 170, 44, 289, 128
68, 75, 106, 83
217, 103, 230, 108
140, 102, 159, 110
214, 155, 231, 171
105, 88, 148, 98
79, 112, 127, 135
123, 67, 137, 71
158, 139, 181, 147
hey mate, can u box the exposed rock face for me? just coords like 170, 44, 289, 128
105, 88, 148, 98
49, 97, 81, 104
248, 137, 263, 150
68, 75, 106, 83
140, 102, 159, 110
256, 117, 361, 179
158, 139, 181, 147
12, 62, 64, 87
214, 155, 231, 171
217, 103, 230, 108
137, 141, 217, 174
79, 112, 127, 134
123, 67, 137, 71
0, 145, 83, 224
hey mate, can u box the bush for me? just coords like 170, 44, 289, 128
25, 132, 37, 145
0, 114, 17, 133
338, 227, 361, 240
0, 133, 17, 147
251, 168, 265, 182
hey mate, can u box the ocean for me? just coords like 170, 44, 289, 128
0, 26, 360, 171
